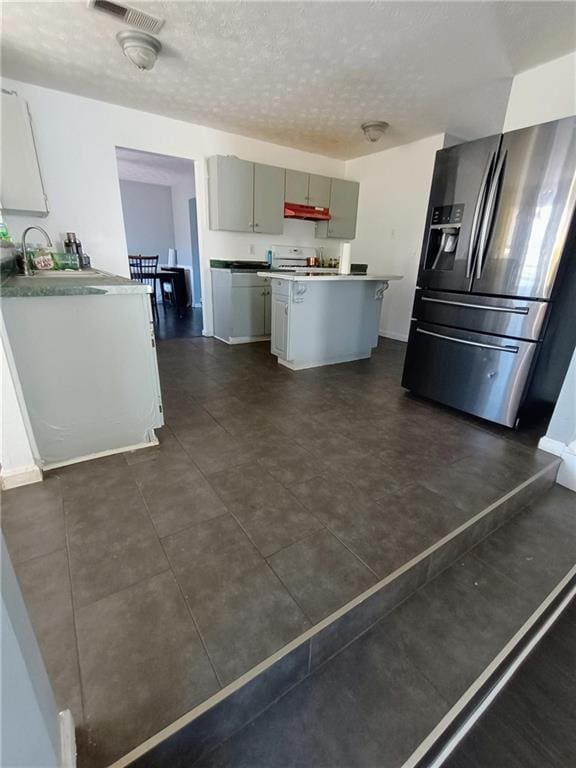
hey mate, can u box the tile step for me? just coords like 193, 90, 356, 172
110, 458, 565, 768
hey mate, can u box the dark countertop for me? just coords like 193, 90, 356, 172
1, 269, 151, 298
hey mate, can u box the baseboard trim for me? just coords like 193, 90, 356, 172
539, 436, 576, 491
216, 335, 271, 345
538, 435, 565, 457
557, 448, 576, 492
278, 351, 371, 371
379, 330, 409, 342
0, 463, 43, 490
43, 437, 159, 471
59, 709, 76, 768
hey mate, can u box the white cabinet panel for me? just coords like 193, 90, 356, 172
271, 295, 289, 358
1, 93, 48, 216
254, 163, 285, 234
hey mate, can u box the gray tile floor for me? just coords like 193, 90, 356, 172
1, 337, 556, 766
195, 486, 576, 768
445, 595, 576, 768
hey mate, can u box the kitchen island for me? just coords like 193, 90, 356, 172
258, 272, 402, 370
1, 268, 163, 468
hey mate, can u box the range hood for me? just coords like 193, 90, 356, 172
284, 202, 330, 221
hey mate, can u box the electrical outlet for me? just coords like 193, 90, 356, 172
249, 244, 256, 256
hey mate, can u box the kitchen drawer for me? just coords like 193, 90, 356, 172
231, 272, 270, 288
402, 321, 538, 427
414, 290, 549, 341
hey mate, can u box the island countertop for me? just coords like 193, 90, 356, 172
257, 271, 403, 282
1, 268, 151, 298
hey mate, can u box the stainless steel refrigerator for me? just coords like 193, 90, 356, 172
402, 116, 576, 428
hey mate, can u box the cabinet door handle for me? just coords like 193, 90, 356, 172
254, 223, 260, 228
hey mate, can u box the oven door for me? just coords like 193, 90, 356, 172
401, 321, 538, 427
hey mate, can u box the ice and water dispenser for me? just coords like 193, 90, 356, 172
424, 204, 465, 272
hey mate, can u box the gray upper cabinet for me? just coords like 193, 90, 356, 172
285, 170, 331, 208
208, 156, 284, 234
208, 155, 254, 232
316, 178, 360, 239
307, 174, 331, 208
208, 155, 359, 239
285, 169, 309, 205
1, 92, 48, 217
253, 163, 285, 234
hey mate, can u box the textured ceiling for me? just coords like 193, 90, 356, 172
116, 146, 195, 186
2, 2, 576, 159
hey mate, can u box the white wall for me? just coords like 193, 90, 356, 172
171, 175, 196, 269
1, 537, 62, 768
512, 51, 576, 490
504, 51, 576, 132
1, 319, 41, 489
3, 79, 344, 335
344, 134, 445, 341
119, 180, 175, 261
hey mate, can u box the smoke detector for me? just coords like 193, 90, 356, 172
361, 121, 390, 143
117, 30, 162, 71
89, 0, 164, 34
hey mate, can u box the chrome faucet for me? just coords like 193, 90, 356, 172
20, 226, 53, 276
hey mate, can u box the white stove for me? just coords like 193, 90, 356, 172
269, 245, 339, 272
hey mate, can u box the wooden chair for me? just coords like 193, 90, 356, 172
129, 255, 159, 320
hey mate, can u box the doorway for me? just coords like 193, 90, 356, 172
115, 147, 203, 338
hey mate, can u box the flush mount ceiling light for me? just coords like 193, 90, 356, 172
361, 121, 390, 143
117, 30, 161, 71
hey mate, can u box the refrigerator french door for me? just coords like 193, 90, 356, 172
403, 116, 576, 427
417, 134, 500, 294
472, 117, 576, 299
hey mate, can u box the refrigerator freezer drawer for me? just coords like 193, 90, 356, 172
402, 321, 538, 427
414, 290, 549, 341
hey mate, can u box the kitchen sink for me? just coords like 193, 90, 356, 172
17, 269, 106, 278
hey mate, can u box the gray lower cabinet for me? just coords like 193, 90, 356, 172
316, 178, 360, 239
212, 269, 271, 343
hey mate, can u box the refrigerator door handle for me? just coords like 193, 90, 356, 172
421, 296, 530, 314
476, 149, 508, 279
416, 327, 519, 353
466, 152, 495, 278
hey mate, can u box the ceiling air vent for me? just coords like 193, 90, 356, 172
89, 0, 165, 34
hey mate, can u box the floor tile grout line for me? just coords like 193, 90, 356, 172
61, 490, 90, 732
8, 544, 68, 569
133, 480, 226, 691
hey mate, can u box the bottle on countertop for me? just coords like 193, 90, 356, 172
64, 231, 91, 269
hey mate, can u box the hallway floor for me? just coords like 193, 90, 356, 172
1, 337, 558, 767
155, 304, 203, 339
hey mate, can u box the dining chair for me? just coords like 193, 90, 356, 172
129, 255, 159, 320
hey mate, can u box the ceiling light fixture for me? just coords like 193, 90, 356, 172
117, 30, 161, 71
361, 121, 389, 143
